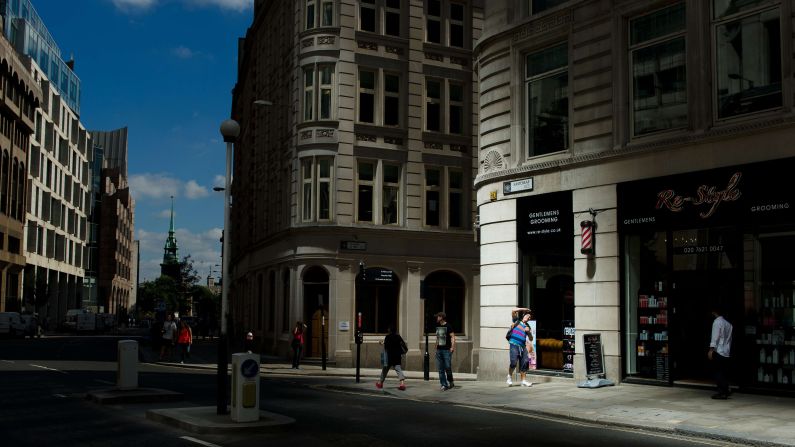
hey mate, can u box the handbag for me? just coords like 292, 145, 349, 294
400, 339, 408, 355
506, 325, 514, 341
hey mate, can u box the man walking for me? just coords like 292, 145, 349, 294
160, 314, 177, 361
507, 311, 533, 387
434, 312, 455, 390
708, 304, 732, 399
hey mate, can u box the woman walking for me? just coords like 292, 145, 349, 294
177, 320, 193, 364
291, 321, 305, 369
375, 327, 408, 391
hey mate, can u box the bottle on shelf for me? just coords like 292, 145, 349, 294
760, 348, 766, 364
773, 348, 779, 364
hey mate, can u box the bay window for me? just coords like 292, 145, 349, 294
303, 64, 336, 122
301, 156, 334, 222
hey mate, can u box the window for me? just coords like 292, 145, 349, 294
360, 0, 402, 36
358, 69, 401, 126
423, 271, 465, 335
356, 160, 401, 225
714, 1, 781, 119
306, 0, 334, 29
426, 78, 466, 134
530, 0, 568, 15
360, 0, 376, 32
426, 0, 466, 47
630, 3, 687, 135
357, 161, 375, 222
356, 268, 399, 334
526, 42, 569, 157
303, 64, 335, 122
301, 156, 334, 222
358, 70, 376, 123
425, 167, 465, 229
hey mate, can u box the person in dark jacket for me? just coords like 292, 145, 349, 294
376, 327, 408, 391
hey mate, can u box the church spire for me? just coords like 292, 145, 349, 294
161, 196, 180, 279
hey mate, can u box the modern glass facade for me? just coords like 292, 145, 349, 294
1, 0, 81, 114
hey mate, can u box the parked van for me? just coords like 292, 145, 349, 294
0, 312, 26, 336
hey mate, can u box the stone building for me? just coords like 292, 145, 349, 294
475, 0, 795, 393
229, 0, 483, 372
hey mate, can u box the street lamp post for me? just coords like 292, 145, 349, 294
217, 119, 239, 415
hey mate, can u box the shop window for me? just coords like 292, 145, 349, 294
714, 2, 781, 119
300, 156, 334, 222
358, 69, 402, 126
356, 267, 399, 334
629, 3, 687, 136
525, 43, 569, 157
423, 271, 465, 335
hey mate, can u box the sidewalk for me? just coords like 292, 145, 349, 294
161, 356, 795, 447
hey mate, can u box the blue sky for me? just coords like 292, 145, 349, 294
32, 0, 253, 282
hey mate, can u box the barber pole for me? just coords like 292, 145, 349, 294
580, 220, 595, 256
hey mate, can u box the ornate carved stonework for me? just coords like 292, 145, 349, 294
357, 40, 378, 50
384, 137, 404, 145
356, 133, 377, 142
385, 46, 403, 55
302, 38, 314, 48
482, 150, 504, 173
451, 144, 467, 153
424, 141, 443, 150
425, 52, 444, 61
450, 57, 468, 66
512, 12, 572, 43
300, 130, 313, 140
317, 36, 335, 45
316, 128, 335, 138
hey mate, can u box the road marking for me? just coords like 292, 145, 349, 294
94, 379, 115, 385
53, 394, 67, 398
29, 364, 68, 374
1, 360, 14, 363
180, 436, 222, 447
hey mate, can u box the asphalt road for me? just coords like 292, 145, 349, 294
0, 336, 744, 447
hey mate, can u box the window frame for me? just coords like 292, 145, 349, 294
306, 0, 335, 29
423, 166, 466, 229
300, 156, 335, 223
302, 63, 336, 123
355, 159, 402, 225
425, 0, 468, 48
424, 77, 467, 134
628, 2, 688, 137
711, 1, 784, 121
357, 68, 403, 127
524, 41, 570, 159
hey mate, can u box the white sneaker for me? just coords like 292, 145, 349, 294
521, 380, 532, 387
506, 375, 513, 386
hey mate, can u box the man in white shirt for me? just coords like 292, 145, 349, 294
707, 305, 732, 399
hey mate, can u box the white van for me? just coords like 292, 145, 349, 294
0, 312, 26, 336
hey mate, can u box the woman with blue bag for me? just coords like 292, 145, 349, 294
376, 327, 408, 391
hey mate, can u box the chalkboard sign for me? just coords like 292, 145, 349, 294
583, 333, 604, 376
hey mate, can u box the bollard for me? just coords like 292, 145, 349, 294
117, 340, 138, 390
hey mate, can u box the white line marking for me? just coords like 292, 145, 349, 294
29, 364, 68, 374
53, 394, 67, 398
94, 379, 114, 385
1, 360, 14, 363
180, 436, 222, 447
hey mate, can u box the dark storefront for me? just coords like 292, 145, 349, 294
619, 157, 795, 391
517, 191, 575, 373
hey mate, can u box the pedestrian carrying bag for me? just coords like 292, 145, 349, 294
506, 325, 514, 341
380, 350, 388, 367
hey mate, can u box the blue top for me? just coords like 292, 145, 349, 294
508, 322, 528, 347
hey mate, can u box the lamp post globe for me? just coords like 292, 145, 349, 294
220, 119, 240, 142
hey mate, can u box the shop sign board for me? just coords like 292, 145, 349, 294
516, 191, 573, 250
341, 241, 367, 251
562, 320, 575, 373
503, 177, 534, 195
364, 267, 395, 283
618, 157, 795, 231
583, 333, 605, 377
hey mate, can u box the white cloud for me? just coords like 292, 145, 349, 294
185, 180, 209, 199
129, 173, 181, 199
189, 0, 253, 12
172, 45, 198, 59
213, 175, 226, 188
112, 0, 157, 12
129, 173, 210, 201
157, 209, 173, 219
136, 227, 222, 282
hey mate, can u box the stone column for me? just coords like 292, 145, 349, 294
405, 261, 423, 369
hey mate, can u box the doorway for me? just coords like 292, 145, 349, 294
669, 227, 742, 384
302, 266, 328, 357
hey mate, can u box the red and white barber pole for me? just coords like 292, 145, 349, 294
580, 220, 596, 256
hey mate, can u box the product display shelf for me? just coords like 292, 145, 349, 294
637, 292, 669, 381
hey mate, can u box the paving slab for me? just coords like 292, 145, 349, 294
146, 406, 295, 434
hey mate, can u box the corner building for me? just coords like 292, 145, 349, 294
231, 0, 482, 372
476, 0, 795, 393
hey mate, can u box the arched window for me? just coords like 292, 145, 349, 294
303, 266, 329, 356
356, 267, 399, 334
423, 270, 465, 334
0, 150, 8, 215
